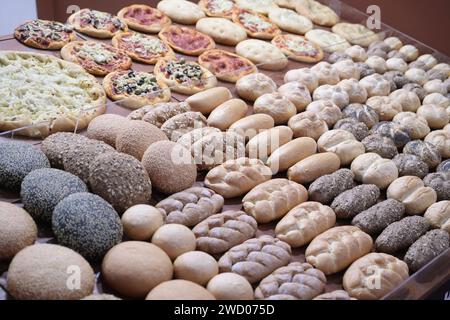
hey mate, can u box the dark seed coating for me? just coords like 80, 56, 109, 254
41, 133, 89, 168
342, 103, 379, 129
383, 71, 410, 91
308, 169, 355, 204
404, 229, 449, 272
0, 141, 50, 191
402, 83, 427, 101
52, 192, 123, 261
352, 199, 405, 235
392, 154, 429, 178
423, 172, 450, 201
375, 216, 430, 254
21, 168, 88, 223
437, 159, 450, 172
356, 62, 376, 79
370, 121, 411, 148
362, 134, 398, 159
328, 52, 351, 64
403, 140, 442, 169
88, 152, 152, 214
331, 184, 380, 219
333, 118, 369, 141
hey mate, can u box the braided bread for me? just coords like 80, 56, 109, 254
160, 111, 207, 141
305, 226, 373, 275
192, 211, 258, 255
156, 187, 224, 227
242, 179, 308, 224
205, 157, 272, 199
343, 253, 409, 300
218, 235, 292, 284
254, 262, 326, 300
275, 202, 336, 248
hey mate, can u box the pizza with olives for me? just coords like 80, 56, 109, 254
103, 70, 171, 109
154, 58, 217, 95
271, 34, 323, 63
158, 25, 215, 56
198, 0, 236, 19
14, 19, 76, 50
112, 32, 174, 64
67, 8, 128, 38
232, 8, 281, 39
198, 49, 257, 83
0, 51, 106, 138
61, 41, 132, 76
117, 4, 171, 33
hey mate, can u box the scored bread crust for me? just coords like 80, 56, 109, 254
154, 59, 217, 95
0, 51, 106, 137
158, 25, 215, 56
61, 41, 132, 76
232, 9, 281, 40
117, 5, 171, 33
67, 9, 128, 39
102, 71, 171, 110
111, 32, 175, 65
271, 34, 323, 63
14, 20, 76, 50
198, 0, 236, 19
198, 49, 257, 83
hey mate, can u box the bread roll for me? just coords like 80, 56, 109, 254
229, 114, 275, 141
306, 100, 342, 127
278, 82, 312, 112
314, 290, 355, 300
283, 68, 318, 92
362, 134, 398, 159
403, 140, 442, 169
236, 39, 288, 71
423, 172, 450, 201
254, 93, 297, 125
174, 251, 218, 286
246, 126, 293, 161
424, 201, 450, 233
308, 169, 355, 204
390, 89, 421, 113
288, 152, 341, 184
425, 130, 450, 158
342, 103, 379, 129
185, 87, 232, 114
207, 99, 248, 131
351, 153, 398, 189
417, 104, 449, 129
317, 130, 365, 165
207, 273, 254, 300
312, 85, 349, 109
393, 112, 430, 140
331, 184, 380, 219
305, 226, 373, 275
366, 96, 402, 121
288, 111, 328, 141
359, 74, 391, 97
146, 280, 215, 300
151, 224, 196, 260
196, 17, 247, 45
236, 73, 277, 102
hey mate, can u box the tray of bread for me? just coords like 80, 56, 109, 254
0, 0, 449, 301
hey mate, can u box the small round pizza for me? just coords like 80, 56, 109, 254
154, 58, 217, 95
198, 49, 257, 83
158, 25, 215, 56
112, 32, 174, 64
232, 8, 281, 40
235, 0, 279, 15
332, 23, 379, 47
117, 4, 171, 33
61, 41, 132, 76
103, 70, 171, 109
67, 8, 128, 38
272, 34, 323, 63
14, 19, 76, 50
198, 0, 236, 19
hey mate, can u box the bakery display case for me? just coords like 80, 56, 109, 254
0, 0, 449, 301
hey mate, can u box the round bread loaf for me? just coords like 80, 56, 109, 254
174, 251, 218, 286
41, 133, 89, 168
152, 224, 196, 260
207, 273, 254, 300
7, 244, 94, 300
146, 280, 215, 300
121, 205, 165, 241
102, 241, 173, 298
331, 184, 380, 219
86, 114, 127, 147
0, 202, 37, 261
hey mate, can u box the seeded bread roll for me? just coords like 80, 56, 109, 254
403, 140, 442, 169
218, 235, 291, 284
334, 118, 369, 141
424, 201, 450, 233
275, 202, 336, 248
317, 130, 365, 165
86, 114, 127, 147
331, 184, 380, 219
156, 187, 224, 227
342, 103, 379, 129
305, 226, 373, 275
370, 122, 411, 148
437, 159, 450, 173
192, 211, 258, 255
375, 216, 430, 254
362, 134, 398, 159
254, 262, 326, 300
404, 229, 449, 272
352, 199, 405, 235
392, 154, 429, 178
423, 172, 450, 201
308, 169, 355, 204
242, 179, 308, 224
343, 253, 409, 300
350, 153, 398, 189
387, 176, 437, 215
288, 152, 341, 185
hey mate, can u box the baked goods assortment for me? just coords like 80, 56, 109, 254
1, 1, 450, 301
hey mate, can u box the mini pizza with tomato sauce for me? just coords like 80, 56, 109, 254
272, 34, 323, 63
198, 0, 236, 19
61, 41, 132, 76
117, 4, 171, 33
14, 19, 76, 50
103, 70, 171, 109
112, 32, 174, 64
154, 58, 217, 95
159, 25, 215, 56
67, 8, 128, 38
198, 49, 257, 83
232, 8, 281, 39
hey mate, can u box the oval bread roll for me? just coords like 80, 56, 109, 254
343, 253, 409, 300
242, 178, 308, 223
236, 39, 288, 71
246, 126, 293, 161
350, 153, 398, 189
305, 226, 373, 275
185, 87, 232, 115
196, 17, 247, 45
157, 0, 205, 24
229, 114, 275, 141
387, 176, 437, 215
275, 202, 336, 248
207, 99, 248, 131
317, 129, 365, 165
236, 73, 277, 102
268, 8, 313, 35
288, 152, 341, 184
266, 137, 317, 174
